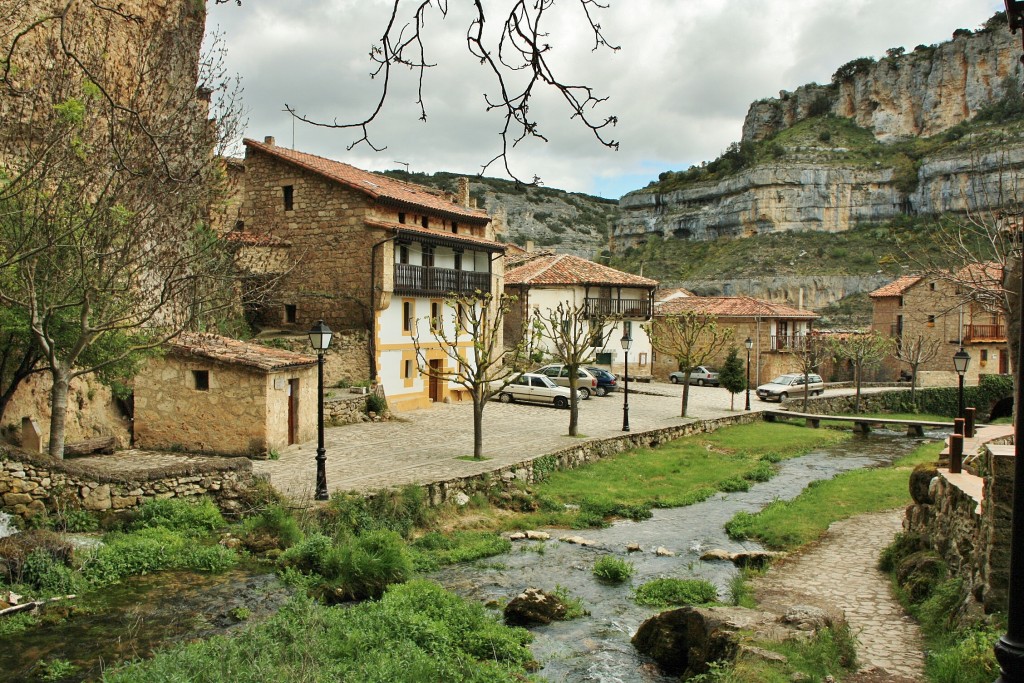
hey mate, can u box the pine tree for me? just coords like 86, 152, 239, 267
719, 347, 747, 411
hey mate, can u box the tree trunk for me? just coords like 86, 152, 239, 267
681, 381, 691, 418
48, 365, 71, 459
911, 367, 918, 411
472, 394, 485, 459
1005, 255, 1021, 425
854, 363, 862, 413
730, 392, 735, 411
568, 374, 579, 436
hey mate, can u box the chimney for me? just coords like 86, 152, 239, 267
264, 136, 275, 146
526, 240, 534, 253
457, 177, 470, 207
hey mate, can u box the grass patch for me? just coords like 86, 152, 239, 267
552, 584, 590, 619
103, 581, 537, 682
634, 578, 719, 608
408, 531, 512, 571
592, 555, 634, 583
725, 440, 942, 550
456, 455, 492, 461
714, 624, 858, 683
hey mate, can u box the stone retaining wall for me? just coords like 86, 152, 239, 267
324, 393, 370, 426
420, 412, 761, 506
0, 448, 256, 520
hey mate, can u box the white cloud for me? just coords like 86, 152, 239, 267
205, 0, 1006, 197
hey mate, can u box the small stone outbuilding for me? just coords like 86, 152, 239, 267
134, 333, 318, 456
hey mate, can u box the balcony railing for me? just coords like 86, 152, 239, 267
394, 264, 491, 297
770, 334, 808, 352
962, 324, 1005, 342
584, 297, 651, 320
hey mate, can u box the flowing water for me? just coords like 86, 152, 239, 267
0, 512, 16, 539
431, 432, 934, 682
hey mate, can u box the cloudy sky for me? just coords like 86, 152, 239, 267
205, 0, 1006, 198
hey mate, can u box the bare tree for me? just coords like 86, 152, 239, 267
794, 334, 829, 413
0, 6, 253, 457
646, 311, 733, 418
827, 332, 893, 414
532, 300, 609, 437
411, 291, 530, 459
223, 0, 622, 182
895, 334, 943, 411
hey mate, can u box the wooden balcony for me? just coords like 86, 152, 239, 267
963, 324, 1005, 342
393, 264, 491, 297
584, 297, 652, 320
770, 334, 809, 352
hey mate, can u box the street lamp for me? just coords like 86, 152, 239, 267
308, 319, 333, 501
620, 331, 632, 432
744, 336, 753, 411
953, 346, 970, 420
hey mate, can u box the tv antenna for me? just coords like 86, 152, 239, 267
282, 108, 295, 149
394, 161, 410, 173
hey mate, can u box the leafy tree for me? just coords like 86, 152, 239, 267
411, 292, 530, 459
646, 311, 733, 417
532, 301, 611, 437
718, 347, 746, 411
827, 333, 893, 413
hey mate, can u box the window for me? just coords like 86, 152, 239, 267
193, 370, 209, 391
929, 282, 936, 291
431, 301, 441, 328
283, 185, 294, 211
403, 359, 413, 379
451, 222, 459, 234
422, 245, 434, 268
399, 244, 409, 264
284, 304, 297, 324
590, 322, 605, 348
454, 251, 463, 271
234, 220, 245, 232
398, 212, 406, 224
623, 320, 632, 336
403, 300, 414, 333
927, 315, 936, 326
421, 216, 429, 229
638, 352, 648, 366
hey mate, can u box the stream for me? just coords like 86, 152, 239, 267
430, 432, 933, 682
0, 431, 932, 682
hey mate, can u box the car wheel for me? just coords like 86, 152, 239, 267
596, 386, 607, 397
670, 375, 680, 384
778, 392, 787, 402
554, 396, 568, 409
697, 379, 705, 387
579, 387, 591, 400
499, 392, 513, 404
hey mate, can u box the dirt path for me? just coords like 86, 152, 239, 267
753, 509, 925, 682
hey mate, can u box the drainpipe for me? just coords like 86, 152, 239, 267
369, 234, 397, 382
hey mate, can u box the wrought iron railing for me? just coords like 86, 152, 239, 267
393, 264, 491, 296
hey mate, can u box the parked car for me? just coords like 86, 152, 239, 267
669, 366, 720, 386
756, 373, 824, 402
536, 364, 598, 399
495, 373, 577, 408
585, 366, 618, 396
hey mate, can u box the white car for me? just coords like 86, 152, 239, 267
495, 373, 577, 408
756, 373, 824, 402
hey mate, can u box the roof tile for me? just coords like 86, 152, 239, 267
655, 296, 817, 319
170, 333, 317, 372
869, 275, 922, 298
505, 254, 658, 288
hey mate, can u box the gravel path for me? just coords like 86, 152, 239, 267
753, 509, 925, 682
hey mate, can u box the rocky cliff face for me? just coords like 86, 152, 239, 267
743, 25, 1023, 143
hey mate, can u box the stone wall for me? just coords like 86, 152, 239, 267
0, 447, 255, 521
324, 393, 372, 426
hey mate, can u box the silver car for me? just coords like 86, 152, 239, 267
536, 364, 598, 399
496, 373, 576, 408
669, 366, 719, 386
756, 373, 824, 402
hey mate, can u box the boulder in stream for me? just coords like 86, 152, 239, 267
503, 588, 568, 626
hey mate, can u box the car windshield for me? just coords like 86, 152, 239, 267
769, 376, 795, 385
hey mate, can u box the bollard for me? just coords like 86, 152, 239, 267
954, 417, 965, 436
949, 433, 963, 474
965, 407, 976, 438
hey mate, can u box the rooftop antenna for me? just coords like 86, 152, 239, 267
394, 161, 410, 173
282, 108, 295, 149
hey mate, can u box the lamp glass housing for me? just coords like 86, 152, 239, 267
620, 332, 632, 351
953, 347, 971, 375
744, 337, 753, 350
308, 319, 333, 352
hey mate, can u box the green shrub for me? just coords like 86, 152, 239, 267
128, 497, 225, 535
926, 624, 1001, 683
325, 530, 412, 601
896, 550, 947, 604
718, 476, 750, 493
366, 393, 388, 415
279, 533, 334, 575
0, 530, 75, 588
879, 532, 925, 572
240, 505, 303, 552
634, 578, 719, 608
592, 555, 634, 583
321, 485, 431, 539
552, 584, 589, 619
21, 548, 80, 595
744, 462, 775, 482
80, 527, 236, 587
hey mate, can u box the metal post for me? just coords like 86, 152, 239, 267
958, 371, 966, 420
745, 345, 752, 411
315, 351, 328, 500
622, 350, 630, 432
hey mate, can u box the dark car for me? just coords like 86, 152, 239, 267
585, 367, 618, 396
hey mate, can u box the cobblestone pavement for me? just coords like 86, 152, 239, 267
754, 510, 925, 682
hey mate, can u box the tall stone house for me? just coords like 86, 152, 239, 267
651, 296, 818, 385
870, 269, 1009, 384
503, 253, 658, 375
236, 137, 506, 412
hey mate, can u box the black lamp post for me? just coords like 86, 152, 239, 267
308, 319, 333, 501
998, 5, 1024, 679
953, 346, 970, 420
621, 331, 632, 432
744, 336, 753, 411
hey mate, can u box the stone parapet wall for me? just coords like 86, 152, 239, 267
0, 448, 256, 521
982, 447, 1015, 612
324, 394, 371, 426
420, 412, 760, 506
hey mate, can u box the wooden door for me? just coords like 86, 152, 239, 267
288, 379, 299, 445
429, 360, 442, 402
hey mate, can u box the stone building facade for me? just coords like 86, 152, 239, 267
238, 138, 507, 411
134, 334, 317, 456
650, 296, 818, 386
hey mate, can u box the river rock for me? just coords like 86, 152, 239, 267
700, 549, 734, 562
508, 532, 526, 540
626, 543, 642, 553
781, 604, 842, 632
504, 588, 568, 626
524, 530, 550, 541
731, 551, 785, 569
655, 546, 675, 557
559, 535, 597, 547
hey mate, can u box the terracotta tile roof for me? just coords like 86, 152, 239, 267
655, 296, 817, 319
364, 218, 505, 252
505, 254, 658, 288
225, 231, 292, 247
244, 139, 490, 223
169, 333, 317, 372
956, 261, 1003, 290
655, 287, 694, 303
869, 275, 922, 298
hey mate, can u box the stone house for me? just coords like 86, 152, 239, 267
650, 296, 818, 385
237, 137, 506, 411
134, 333, 317, 456
503, 253, 658, 376
869, 268, 1009, 385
